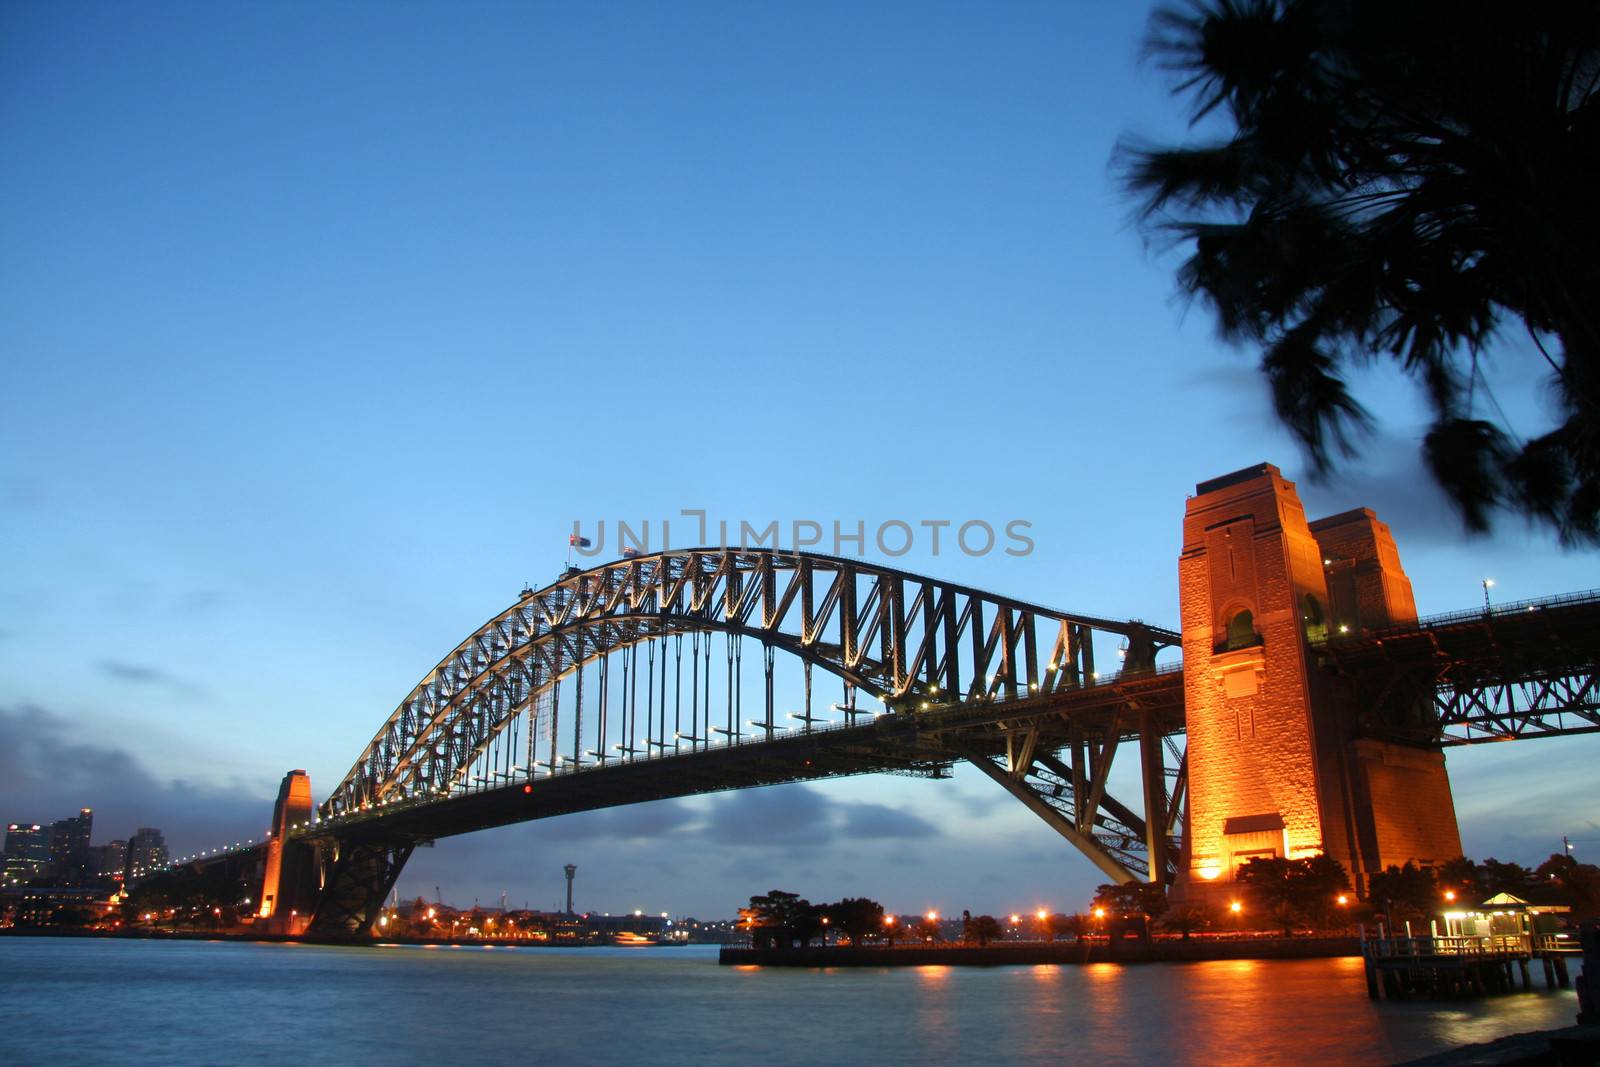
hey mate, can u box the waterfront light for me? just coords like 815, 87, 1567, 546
1443, 890, 1456, 902
1229, 901, 1242, 914
1093, 907, 1105, 920
925, 910, 938, 922
1337, 894, 1349, 906
1035, 909, 1047, 921
883, 915, 896, 926
1009, 914, 1020, 925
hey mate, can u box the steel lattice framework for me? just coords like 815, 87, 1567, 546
1434, 672, 1600, 743
324, 549, 1179, 819
1315, 589, 1600, 746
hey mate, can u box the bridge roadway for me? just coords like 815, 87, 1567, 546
1316, 588, 1600, 745
289, 665, 1190, 934
293, 666, 1187, 846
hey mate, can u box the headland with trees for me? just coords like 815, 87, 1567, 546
721, 851, 1600, 966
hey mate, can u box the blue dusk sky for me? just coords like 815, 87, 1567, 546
2, 1, 1594, 917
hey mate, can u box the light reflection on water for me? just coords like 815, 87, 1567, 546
0, 939, 1581, 1066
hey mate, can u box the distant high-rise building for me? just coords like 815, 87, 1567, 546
89, 840, 129, 883
3, 823, 52, 886
124, 828, 168, 884
48, 809, 93, 886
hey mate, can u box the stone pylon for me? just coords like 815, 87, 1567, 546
258, 769, 317, 933
1173, 464, 1462, 902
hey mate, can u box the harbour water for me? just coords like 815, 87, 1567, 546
0, 938, 1582, 1065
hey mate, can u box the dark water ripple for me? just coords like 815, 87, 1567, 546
0, 939, 1582, 1066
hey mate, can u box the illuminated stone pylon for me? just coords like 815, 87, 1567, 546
1174, 464, 1462, 901
258, 769, 315, 931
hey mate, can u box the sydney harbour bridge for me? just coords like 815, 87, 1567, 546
165, 465, 1600, 936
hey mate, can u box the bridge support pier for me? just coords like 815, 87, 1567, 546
307, 838, 416, 937
258, 770, 319, 935
1137, 706, 1170, 883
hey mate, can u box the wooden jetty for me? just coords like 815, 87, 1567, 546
1361, 930, 1580, 1000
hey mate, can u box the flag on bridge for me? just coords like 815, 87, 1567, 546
569, 534, 592, 548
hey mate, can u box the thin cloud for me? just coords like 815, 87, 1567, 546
512, 799, 702, 844
0, 704, 271, 850
839, 801, 938, 840
1450, 740, 1597, 867
701, 784, 837, 848
97, 659, 203, 696
173, 590, 227, 616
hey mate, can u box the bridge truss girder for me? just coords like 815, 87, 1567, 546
325, 549, 1178, 819
1434, 669, 1600, 744
1315, 594, 1600, 748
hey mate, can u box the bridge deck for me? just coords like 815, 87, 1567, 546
295, 669, 1188, 845
1315, 590, 1600, 744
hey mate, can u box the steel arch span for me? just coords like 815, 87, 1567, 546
151, 476, 1600, 939
325, 548, 1180, 820
293, 549, 1189, 934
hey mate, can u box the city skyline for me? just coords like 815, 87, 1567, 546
3, 1, 1596, 918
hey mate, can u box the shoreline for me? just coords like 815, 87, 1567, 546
1393, 1024, 1599, 1066
718, 936, 1361, 967
2, 929, 1365, 962
0, 927, 703, 949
